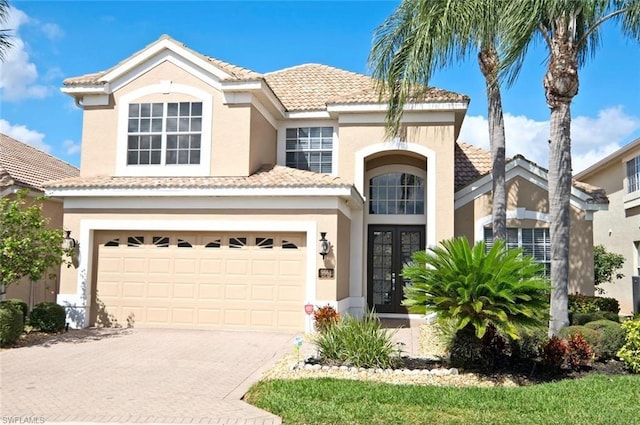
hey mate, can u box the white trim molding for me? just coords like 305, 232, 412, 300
454, 157, 609, 214
115, 83, 213, 177
355, 141, 437, 247
474, 208, 551, 242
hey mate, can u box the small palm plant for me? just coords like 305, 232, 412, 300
403, 237, 550, 341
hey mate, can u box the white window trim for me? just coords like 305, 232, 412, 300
623, 155, 640, 209
365, 164, 427, 225
116, 83, 213, 176
277, 120, 339, 176
474, 208, 551, 242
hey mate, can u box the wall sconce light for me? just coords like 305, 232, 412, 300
319, 232, 330, 259
63, 230, 77, 250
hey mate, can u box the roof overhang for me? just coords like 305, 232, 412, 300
454, 157, 609, 213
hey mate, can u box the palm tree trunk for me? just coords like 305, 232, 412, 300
479, 46, 506, 240
548, 101, 572, 336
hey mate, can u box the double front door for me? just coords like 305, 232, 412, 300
367, 225, 425, 313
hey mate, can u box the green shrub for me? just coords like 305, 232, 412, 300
314, 310, 399, 369
403, 237, 550, 341
30, 302, 66, 333
569, 294, 620, 314
511, 325, 548, 360
571, 311, 619, 325
0, 303, 24, 346
3, 299, 28, 324
584, 320, 626, 360
617, 318, 640, 373
449, 324, 510, 368
558, 325, 600, 349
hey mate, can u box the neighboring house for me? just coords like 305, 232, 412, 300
47, 35, 607, 331
574, 137, 640, 314
0, 133, 80, 306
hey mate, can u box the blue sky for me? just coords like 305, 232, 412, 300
1, 0, 639, 173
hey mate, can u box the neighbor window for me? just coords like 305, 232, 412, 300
127, 102, 202, 166
484, 227, 550, 276
285, 127, 333, 173
627, 156, 640, 194
369, 172, 424, 215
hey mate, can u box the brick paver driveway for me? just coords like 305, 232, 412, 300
0, 328, 297, 424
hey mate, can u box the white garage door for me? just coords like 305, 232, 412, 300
94, 231, 306, 331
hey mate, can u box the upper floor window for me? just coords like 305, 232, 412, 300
627, 156, 640, 194
285, 127, 333, 173
127, 102, 202, 166
484, 227, 550, 276
369, 172, 424, 215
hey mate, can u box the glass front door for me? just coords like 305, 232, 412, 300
367, 225, 425, 313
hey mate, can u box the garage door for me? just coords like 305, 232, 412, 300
94, 231, 306, 331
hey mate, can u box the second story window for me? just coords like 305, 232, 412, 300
285, 127, 333, 173
627, 156, 640, 194
127, 102, 202, 166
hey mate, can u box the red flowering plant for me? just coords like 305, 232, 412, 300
313, 304, 340, 333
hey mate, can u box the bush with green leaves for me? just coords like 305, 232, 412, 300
510, 325, 548, 360
617, 318, 640, 373
3, 299, 28, 325
571, 311, 619, 325
558, 325, 600, 350
569, 293, 620, 314
30, 302, 66, 333
584, 320, 626, 360
314, 310, 399, 369
0, 302, 24, 346
403, 237, 550, 341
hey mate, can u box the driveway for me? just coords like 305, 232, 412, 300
0, 328, 298, 424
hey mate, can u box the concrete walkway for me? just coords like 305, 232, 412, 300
0, 328, 297, 424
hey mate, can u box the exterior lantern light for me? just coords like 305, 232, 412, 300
319, 232, 330, 259
63, 230, 77, 249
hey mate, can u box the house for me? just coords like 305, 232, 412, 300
47, 35, 607, 331
0, 133, 80, 306
574, 137, 640, 314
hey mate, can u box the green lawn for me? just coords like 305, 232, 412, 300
245, 375, 640, 425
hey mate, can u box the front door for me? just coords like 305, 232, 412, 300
367, 225, 425, 313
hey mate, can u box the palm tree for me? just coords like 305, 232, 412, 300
0, 0, 12, 62
369, 0, 516, 240
504, 0, 640, 336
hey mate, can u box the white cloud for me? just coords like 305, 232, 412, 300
0, 7, 57, 101
459, 106, 640, 173
0, 119, 51, 152
63, 139, 81, 155
40, 22, 64, 40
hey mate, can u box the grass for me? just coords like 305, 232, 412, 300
245, 375, 640, 425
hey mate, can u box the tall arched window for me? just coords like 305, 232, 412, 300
369, 172, 424, 215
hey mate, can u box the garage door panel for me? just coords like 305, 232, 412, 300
173, 283, 196, 298
251, 286, 274, 301
96, 231, 306, 331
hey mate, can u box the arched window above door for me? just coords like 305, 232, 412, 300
369, 172, 424, 215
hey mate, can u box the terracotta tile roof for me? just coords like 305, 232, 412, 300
63, 35, 261, 87
44, 165, 352, 190
265, 64, 467, 112
0, 133, 79, 192
455, 142, 492, 190
454, 142, 608, 203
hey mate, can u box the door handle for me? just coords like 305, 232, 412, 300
391, 272, 396, 291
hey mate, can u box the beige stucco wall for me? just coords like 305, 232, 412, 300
579, 147, 640, 314
4, 196, 64, 306
249, 105, 276, 173
79, 60, 266, 178
58, 206, 351, 312
339, 123, 456, 243
454, 176, 595, 295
